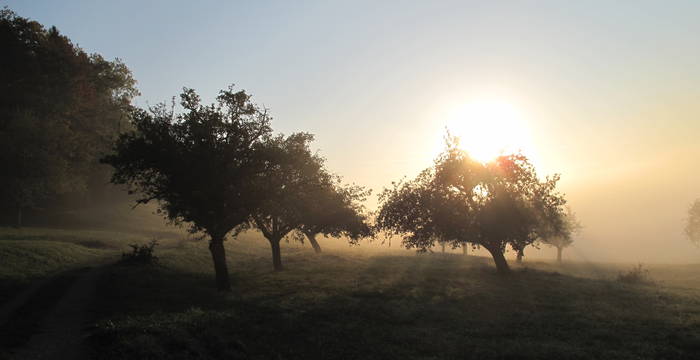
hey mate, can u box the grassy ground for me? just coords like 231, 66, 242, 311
2, 227, 700, 359
91, 236, 700, 360
0, 227, 186, 304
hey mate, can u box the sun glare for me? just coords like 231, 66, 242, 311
444, 99, 534, 163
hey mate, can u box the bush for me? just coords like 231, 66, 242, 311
617, 263, 652, 284
120, 239, 159, 265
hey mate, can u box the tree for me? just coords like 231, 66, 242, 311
297, 179, 372, 254
0, 8, 138, 226
102, 86, 271, 291
515, 204, 577, 264
515, 246, 527, 263
0, 111, 80, 227
541, 206, 581, 263
377, 136, 567, 274
462, 243, 470, 256
249, 133, 334, 270
685, 199, 700, 246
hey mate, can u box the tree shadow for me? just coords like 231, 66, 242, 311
89, 254, 700, 360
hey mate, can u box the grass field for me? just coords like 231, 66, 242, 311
0, 227, 186, 305
2, 227, 700, 359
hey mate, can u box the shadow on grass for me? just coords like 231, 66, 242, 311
89, 254, 700, 360
0, 269, 87, 348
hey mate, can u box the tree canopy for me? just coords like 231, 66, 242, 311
377, 136, 567, 273
102, 86, 272, 290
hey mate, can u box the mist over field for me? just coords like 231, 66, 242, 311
2, 1, 700, 359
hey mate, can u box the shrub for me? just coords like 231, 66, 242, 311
617, 263, 652, 284
120, 239, 159, 265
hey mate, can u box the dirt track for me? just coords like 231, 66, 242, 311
1, 264, 109, 360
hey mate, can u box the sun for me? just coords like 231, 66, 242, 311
444, 99, 534, 163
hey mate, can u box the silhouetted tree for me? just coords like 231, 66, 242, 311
0, 8, 138, 226
250, 133, 340, 270
685, 199, 700, 246
377, 136, 566, 274
297, 180, 372, 254
102, 86, 271, 291
541, 206, 581, 263
515, 213, 561, 264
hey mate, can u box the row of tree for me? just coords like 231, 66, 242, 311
103, 86, 579, 289
102, 87, 372, 290
2, 8, 580, 292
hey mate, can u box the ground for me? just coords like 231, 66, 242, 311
1, 227, 700, 359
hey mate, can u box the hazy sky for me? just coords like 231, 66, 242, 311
7, 0, 700, 262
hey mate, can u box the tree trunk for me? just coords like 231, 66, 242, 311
208, 237, 231, 291
16, 207, 22, 228
485, 245, 511, 274
441, 242, 446, 253
516, 248, 524, 263
270, 237, 283, 271
306, 232, 322, 254
557, 246, 563, 263
462, 245, 468, 256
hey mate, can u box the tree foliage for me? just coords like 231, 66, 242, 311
250, 133, 335, 270
0, 8, 138, 225
297, 178, 373, 254
102, 86, 271, 290
377, 136, 567, 273
685, 199, 700, 246
247, 132, 373, 269
540, 206, 582, 262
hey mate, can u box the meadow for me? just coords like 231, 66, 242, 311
2, 227, 700, 359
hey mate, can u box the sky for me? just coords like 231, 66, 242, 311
6, 0, 700, 263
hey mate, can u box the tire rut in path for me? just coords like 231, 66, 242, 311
9, 265, 106, 360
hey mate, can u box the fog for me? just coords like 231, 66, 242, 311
564, 147, 700, 263
7, 0, 699, 265
4, 3, 700, 359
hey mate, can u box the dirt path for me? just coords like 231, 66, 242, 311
4, 265, 107, 360
0, 277, 54, 327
